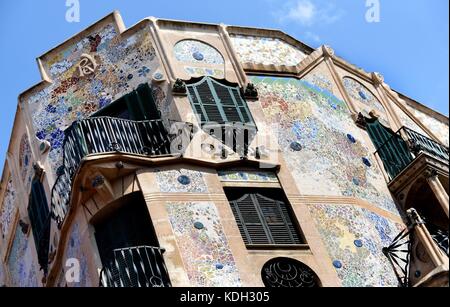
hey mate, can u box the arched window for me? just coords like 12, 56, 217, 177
186, 77, 254, 125
28, 178, 51, 273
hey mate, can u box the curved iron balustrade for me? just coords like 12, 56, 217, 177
99, 246, 171, 288
383, 220, 448, 287
51, 117, 172, 228
375, 126, 449, 181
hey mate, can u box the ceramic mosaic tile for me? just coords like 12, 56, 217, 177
342, 77, 387, 117
156, 169, 208, 193
7, 226, 39, 287
230, 35, 306, 67
0, 262, 5, 285
308, 204, 404, 287
218, 171, 279, 183
250, 75, 400, 215
407, 106, 449, 147
1, 178, 17, 238
184, 66, 224, 79
166, 202, 241, 287
65, 223, 93, 287
26, 23, 162, 174
174, 40, 224, 65
19, 134, 32, 184
390, 102, 429, 136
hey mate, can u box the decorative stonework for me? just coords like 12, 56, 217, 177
309, 204, 404, 287
156, 169, 208, 193
251, 73, 400, 215
166, 202, 241, 287
7, 225, 39, 287
1, 178, 17, 239
230, 35, 306, 66
76, 54, 98, 77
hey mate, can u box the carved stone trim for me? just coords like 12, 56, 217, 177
172, 79, 187, 95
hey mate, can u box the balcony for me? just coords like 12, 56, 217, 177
375, 126, 449, 183
383, 209, 449, 287
99, 246, 171, 288
51, 117, 173, 228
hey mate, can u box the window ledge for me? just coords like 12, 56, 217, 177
245, 244, 310, 251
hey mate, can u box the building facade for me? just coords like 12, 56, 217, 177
0, 11, 448, 288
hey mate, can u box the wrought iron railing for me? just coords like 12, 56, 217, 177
99, 246, 171, 288
428, 223, 449, 257
375, 126, 449, 181
383, 213, 449, 287
51, 117, 172, 228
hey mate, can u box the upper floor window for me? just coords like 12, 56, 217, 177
28, 178, 51, 273
93, 83, 160, 121
225, 188, 304, 247
186, 77, 254, 126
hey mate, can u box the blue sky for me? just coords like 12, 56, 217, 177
0, 0, 448, 172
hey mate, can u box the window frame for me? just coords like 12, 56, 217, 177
186, 77, 255, 126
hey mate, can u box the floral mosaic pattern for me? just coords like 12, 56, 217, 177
218, 171, 279, 183
65, 223, 92, 287
1, 178, 17, 239
230, 35, 306, 66
156, 169, 208, 193
26, 23, 162, 174
309, 204, 404, 287
7, 227, 39, 287
174, 40, 224, 65
407, 106, 449, 147
250, 75, 400, 215
19, 134, 32, 184
166, 202, 241, 287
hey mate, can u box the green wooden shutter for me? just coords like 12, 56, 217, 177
28, 179, 51, 272
366, 119, 413, 179
187, 77, 254, 125
230, 192, 301, 246
230, 194, 272, 245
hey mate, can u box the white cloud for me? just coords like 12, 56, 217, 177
305, 31, 321, 43
286, 0, 317, 26
281, 0, 345, 27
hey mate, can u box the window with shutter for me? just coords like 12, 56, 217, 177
28, 178, 51, 273
186, 77, 254, 126
226, 188, 303, 247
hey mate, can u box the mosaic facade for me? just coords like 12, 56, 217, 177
308, 204, 404, 287
407, 106, 449, 147
230, 35, 306, 67
26, 23, 163, 174
250, 74, 400, 215
156, 169, 208, 193
218, 171, 279, 183
184, 66, 224, 79
166, 202, 241, 287
7, 226, 39, 287
174, 40, 224, 65
391, 102, 429, 136
342, 77, 389, 124
65, 223, 93, 287
0, 178, 17, 239
19, 134, 32, 185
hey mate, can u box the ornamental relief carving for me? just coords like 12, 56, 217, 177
76, 54, 98, 77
